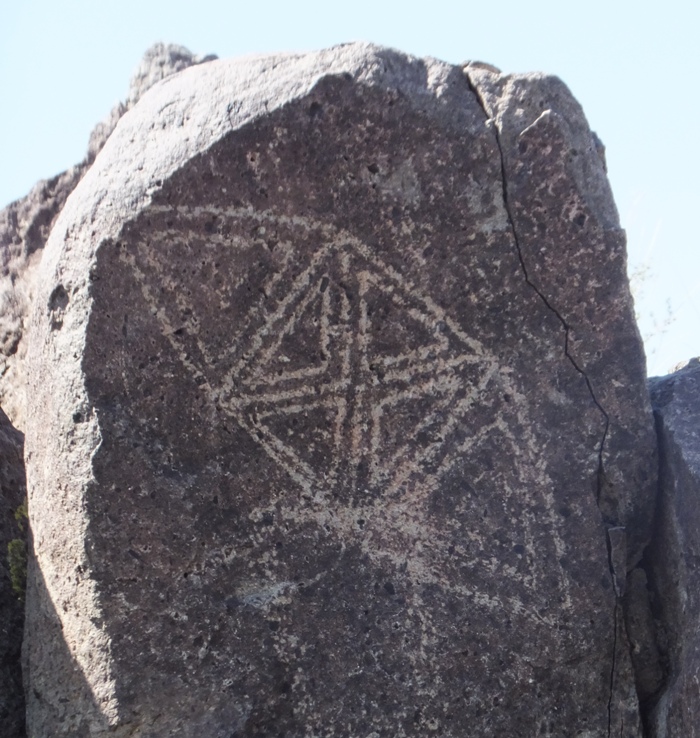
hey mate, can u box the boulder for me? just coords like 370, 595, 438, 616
23, 43, 657, 736
645, 359, 700, 736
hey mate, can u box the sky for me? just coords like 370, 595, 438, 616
1, 0, 698, 376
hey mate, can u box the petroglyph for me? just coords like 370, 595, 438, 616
128, 205, 498, 489
116, 203, 576, 624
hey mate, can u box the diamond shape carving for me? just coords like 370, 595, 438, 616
208, 221, 495, 498
132, 207, 497, 498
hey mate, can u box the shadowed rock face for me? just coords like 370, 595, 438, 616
646, 359, 700, 737
0, 408, 27, 737
23, 44, 657, 736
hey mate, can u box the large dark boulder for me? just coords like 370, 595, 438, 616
23, 44, 657, 736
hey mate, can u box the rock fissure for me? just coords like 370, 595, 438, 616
630, 428, 673, 738
611, 600, 620, 737
464, 69, 622, 737
607, 536, 622, 738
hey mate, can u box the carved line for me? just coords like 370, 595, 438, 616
241, 270, 331, 388
148, 204, 489, 356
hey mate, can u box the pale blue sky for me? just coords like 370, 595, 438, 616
2, 0, 698, 375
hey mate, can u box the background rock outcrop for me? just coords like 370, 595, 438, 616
645, 359, 700, 736
0, 43, 216, 430
22, 43, 657, 736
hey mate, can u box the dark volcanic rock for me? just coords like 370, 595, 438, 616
464, 66, 656, 563
0, 408, 27, 737
646, 359, 700, 736
0, 43, 216, 430
24, 44, 657, 736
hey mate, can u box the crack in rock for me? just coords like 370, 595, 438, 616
463, 67, 625, 738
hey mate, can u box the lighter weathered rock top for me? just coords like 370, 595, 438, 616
0, 43, 215, 430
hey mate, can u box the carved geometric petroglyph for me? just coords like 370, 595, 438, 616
118, 205, 575, 622
129, 205, 499, 496
224, 252, 495, 499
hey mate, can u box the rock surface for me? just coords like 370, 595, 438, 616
23, 44, 657, 736
0, 43, 215, 430
646, 359, 700, 736
0, 408, 27, 737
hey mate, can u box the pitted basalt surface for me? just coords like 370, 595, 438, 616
24, 45, 656, 737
